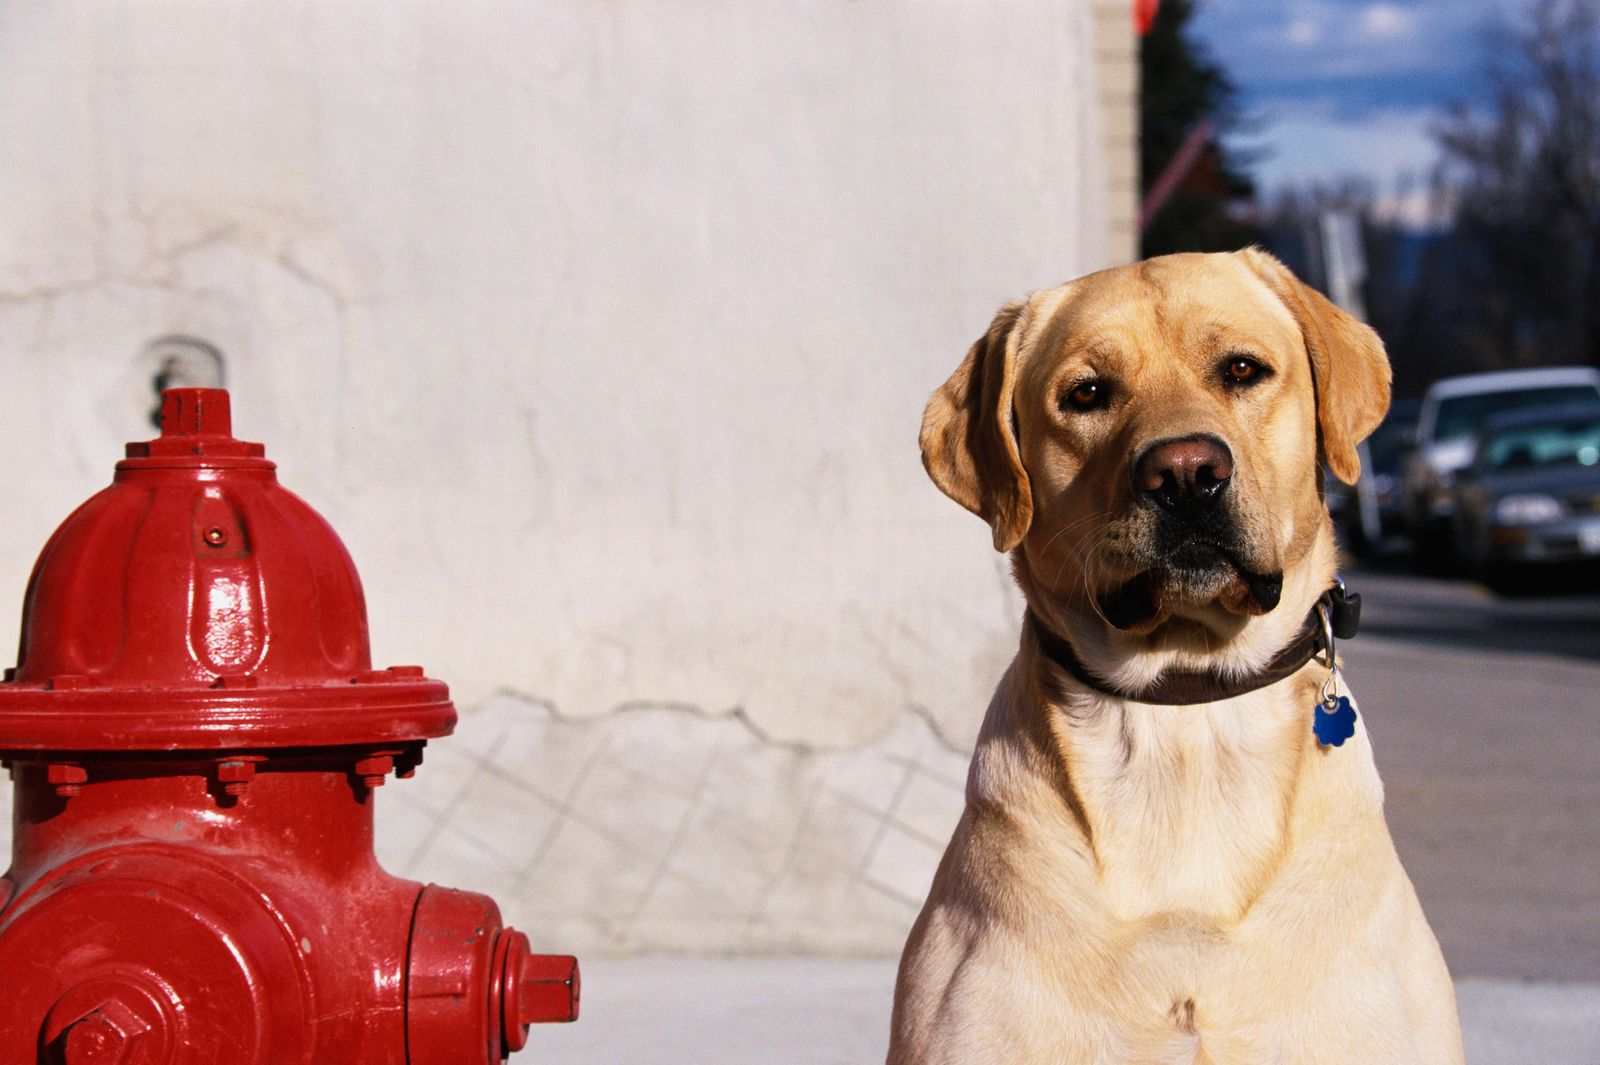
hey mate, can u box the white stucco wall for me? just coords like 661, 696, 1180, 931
0, 1, 1132, 952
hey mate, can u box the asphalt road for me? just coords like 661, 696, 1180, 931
1350, 560, 1600, 662
1338, 562, 1600, 982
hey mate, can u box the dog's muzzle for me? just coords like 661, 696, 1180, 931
1099, 434, 1280, 629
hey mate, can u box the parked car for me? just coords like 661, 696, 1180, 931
1451, 400, 1600, 584
1401, 366, 1600, 559
1338, 397, 1421, 553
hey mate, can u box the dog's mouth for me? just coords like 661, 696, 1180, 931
1097, 543, 1282, 631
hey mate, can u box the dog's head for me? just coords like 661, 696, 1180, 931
921, 250, 1389, 666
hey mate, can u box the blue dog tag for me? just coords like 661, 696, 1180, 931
1313, 696, 1357, 747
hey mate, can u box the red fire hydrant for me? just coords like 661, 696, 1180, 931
0, 389, 578, 1064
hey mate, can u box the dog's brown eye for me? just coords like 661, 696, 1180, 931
1061, 380, 1107, 412
1222, 356, 1266, 387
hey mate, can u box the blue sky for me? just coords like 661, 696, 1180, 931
1188, 0, 1510, 214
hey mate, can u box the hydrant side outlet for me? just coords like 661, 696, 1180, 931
0, 389, 578, 1065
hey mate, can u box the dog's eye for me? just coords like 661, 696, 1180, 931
1221, 356, 1267, 387
1060, 380, 1108, 412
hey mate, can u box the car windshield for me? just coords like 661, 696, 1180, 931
1480, 417, 1600, 471
1432, 385, 1600, 443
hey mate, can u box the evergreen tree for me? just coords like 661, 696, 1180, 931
1140, 0, 1261, 256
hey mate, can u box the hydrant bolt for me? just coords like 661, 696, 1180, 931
216, 760, 256, 797
61, 999, 151, 1065
46, 763, 88, 798
51, 992, 160, 1065
63, 1015, 123, 1065
396, 747, 424, 779
354, 754, 394, 789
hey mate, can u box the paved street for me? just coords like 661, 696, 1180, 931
1350, 562, 1600, 663
1341, 563, 1600, 982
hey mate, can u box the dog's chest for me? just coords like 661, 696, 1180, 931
1063, 692, 1303, 921
1100, 1001, 1206, 1065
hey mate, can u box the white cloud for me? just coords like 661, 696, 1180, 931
1287, 16, 1323, 46
1203, 1, 1460, 85
1360, 3, 1416, 39
1226, 103, 1450, 224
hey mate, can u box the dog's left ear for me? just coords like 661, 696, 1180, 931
1241, 248, 1391, 484
920, 299, 1034, 551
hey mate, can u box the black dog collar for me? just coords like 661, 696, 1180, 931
1030, 583, 1361, 706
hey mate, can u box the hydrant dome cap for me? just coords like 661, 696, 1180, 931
0, 389, 455, 750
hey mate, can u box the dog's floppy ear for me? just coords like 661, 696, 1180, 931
920, 299, 1034, 551
1241, 248, 1391, 484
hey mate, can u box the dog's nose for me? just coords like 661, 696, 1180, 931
1133, 435, 1233, 511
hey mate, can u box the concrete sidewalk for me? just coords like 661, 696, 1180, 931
533, 956, 1600, 1065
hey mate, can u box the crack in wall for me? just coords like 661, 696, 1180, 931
493, 687, 969, 757
0, 209, 355, 324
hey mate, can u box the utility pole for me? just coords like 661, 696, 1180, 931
1318, 209, 1383, 547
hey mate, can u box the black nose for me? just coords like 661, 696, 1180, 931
1133, 434, 1233, 512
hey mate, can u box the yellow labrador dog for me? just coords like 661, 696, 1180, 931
889, 251, 1463, 1064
